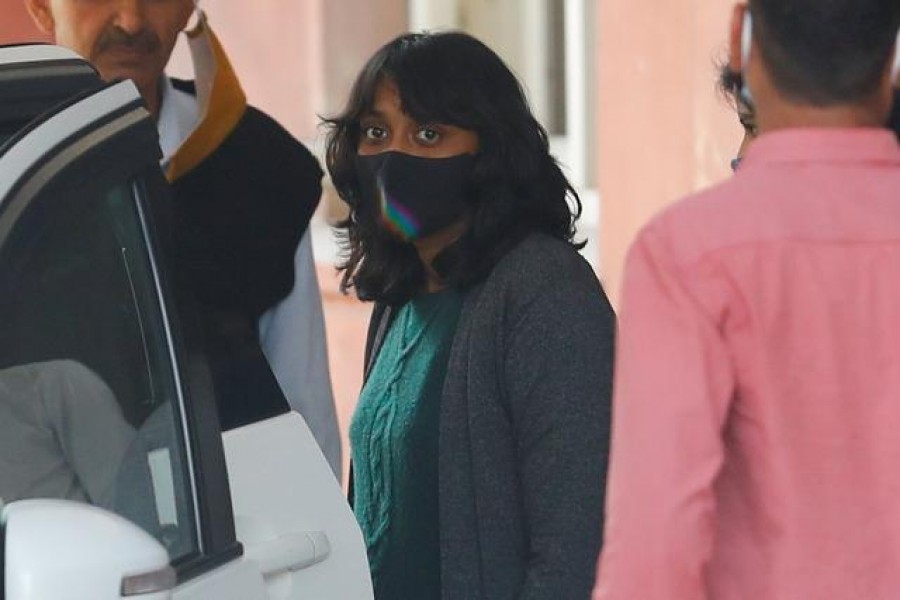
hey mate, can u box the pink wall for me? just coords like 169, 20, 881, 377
165, 0, 324, 143
596, 0, 742, 301
167, 0, 407, 145
0, 1, 49, 43
321, 1, 408, 118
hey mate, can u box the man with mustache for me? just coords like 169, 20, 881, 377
24, 0, 342, 477
24, 0, 181, 119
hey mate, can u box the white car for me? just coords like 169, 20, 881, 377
0, 45, 372, 600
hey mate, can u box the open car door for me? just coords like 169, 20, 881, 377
0, 44, 101, 146
0, 46, 371, 599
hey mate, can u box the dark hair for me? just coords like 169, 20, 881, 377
716, 61, 744, 110
749, 0, 900, 105
324, 31, 583, 305
716, 61, 759, 136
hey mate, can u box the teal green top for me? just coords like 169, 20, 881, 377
350, 290, 463, 599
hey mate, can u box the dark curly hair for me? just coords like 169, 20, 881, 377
323, 31, 583, 306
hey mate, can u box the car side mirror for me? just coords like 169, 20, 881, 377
2, 499, 174, 600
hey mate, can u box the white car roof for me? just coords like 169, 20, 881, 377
0, 44, 84, 67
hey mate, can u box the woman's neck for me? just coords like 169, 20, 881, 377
413, 218, 470, 292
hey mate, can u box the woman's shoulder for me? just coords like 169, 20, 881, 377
486, 233, 598, 292
462, 232, 614, 347
463, 232, 613, 328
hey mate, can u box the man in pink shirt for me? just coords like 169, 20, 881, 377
594, 1, 900, 598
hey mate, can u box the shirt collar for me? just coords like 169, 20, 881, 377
156, 76, 200, 168
742, 127, 900, 168
162, 16, 247, 182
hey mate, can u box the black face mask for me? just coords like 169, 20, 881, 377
354, 151, 476, 242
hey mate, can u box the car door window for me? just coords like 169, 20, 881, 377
0, 79, 250, 586
0, 159, 198, 562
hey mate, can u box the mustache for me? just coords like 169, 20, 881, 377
95, 26, 161, 55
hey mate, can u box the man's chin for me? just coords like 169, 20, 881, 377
94, 58, 156, 90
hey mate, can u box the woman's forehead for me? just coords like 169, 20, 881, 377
369, 80, 402, 112
360, 79, 431, 122
357, 74, 472, 130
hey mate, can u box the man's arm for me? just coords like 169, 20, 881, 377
593, 226, 735, 600
259, 229, 342, 478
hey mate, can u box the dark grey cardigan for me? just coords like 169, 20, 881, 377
362, 233, 615, 599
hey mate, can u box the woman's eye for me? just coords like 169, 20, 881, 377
362, 126, 387, 141
415, 127, 441, 145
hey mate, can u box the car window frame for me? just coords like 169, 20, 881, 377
0, 43, 101, 146
0, 512, 5, 600
0, 80, 242, 582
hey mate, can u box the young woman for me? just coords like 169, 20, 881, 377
325, 31, 614, 599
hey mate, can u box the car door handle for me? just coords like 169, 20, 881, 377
245, 531, 332, 577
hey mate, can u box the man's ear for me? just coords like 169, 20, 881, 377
24, 0, 56, 35
728, 3, 748, 74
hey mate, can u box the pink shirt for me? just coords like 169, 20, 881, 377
594, 129, 900, 600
